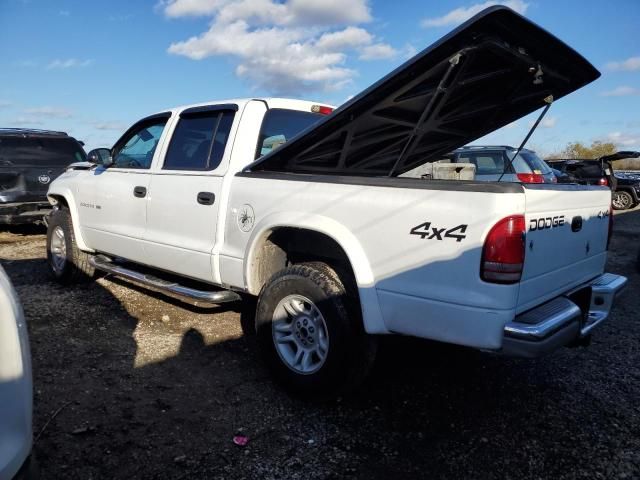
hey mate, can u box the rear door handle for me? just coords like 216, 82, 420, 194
197, 191, 215, 205
133, 186, 147, 198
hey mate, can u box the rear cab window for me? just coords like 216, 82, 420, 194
0, 136, 86, 166
163, 109, 235, 171
255, 109, 323, 158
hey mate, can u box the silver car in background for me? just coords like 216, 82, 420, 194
451, 145, 557, 183
0, 265, 33, 479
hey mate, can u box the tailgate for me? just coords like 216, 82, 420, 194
517, 184, 611, 312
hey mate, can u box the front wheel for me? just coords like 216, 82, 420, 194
46, 207, 98, 284
255, 263, 376, 398
612, 190, 634, 210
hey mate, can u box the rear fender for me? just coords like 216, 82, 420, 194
244, 212, 387, 334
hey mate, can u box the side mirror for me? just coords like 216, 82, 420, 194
87, 148, 113, 167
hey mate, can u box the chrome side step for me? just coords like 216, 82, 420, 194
89, 256, 241, 306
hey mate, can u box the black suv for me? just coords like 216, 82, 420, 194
548, 151, 640, 210
0, 129, 86, 224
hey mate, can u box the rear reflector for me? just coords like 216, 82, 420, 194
516, 173, 544, 183
311, 105, 334, 115
481, 215, 526, 284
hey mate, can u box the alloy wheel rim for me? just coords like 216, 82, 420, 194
50, 226, 67, 273
613, 192, 630, 209
272, 294, 329, 375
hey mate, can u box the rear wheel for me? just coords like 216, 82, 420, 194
612, 190, 633, 210
46, 207, 98, 284
256, 262, 376, 398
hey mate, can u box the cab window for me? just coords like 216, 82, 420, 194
163, 110, 235, 171
112, 116, 169, 169
256, 109, 323, 158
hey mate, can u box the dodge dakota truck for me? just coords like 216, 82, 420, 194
45, 7, 627, 396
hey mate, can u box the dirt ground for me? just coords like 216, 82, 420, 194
1, 207, 639, 480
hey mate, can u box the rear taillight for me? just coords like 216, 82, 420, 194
607, 204, 613, 250
311, 105, 334, 115
598, 177, 609, 186
516, 173, 544, 183
481, 215, 526, 284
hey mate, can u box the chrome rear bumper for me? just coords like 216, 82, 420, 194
502, 273, 627, 358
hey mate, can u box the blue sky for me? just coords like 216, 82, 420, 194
0, 0, 639, 154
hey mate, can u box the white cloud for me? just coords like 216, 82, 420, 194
529, 116, 557, 128
421, 0, 528, 28
164, 0, 401, 94
92, 121, 128, 131
601, 86, 639, 97
160, 0, 371, 24
359, 43, 397, 60
607, 131, 640, 148
46, 58, 94, 70
605, 56, 640, 72
0, 100, 12, 109
160, 0, 227, 18
11, 117, 44, 126
15, 60, 37, 68
24, 106, 73, 119
315, 27, 372, 51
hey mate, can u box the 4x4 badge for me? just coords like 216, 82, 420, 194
38, 174, 51, 184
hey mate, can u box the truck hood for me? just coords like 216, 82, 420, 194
248, 6, 600, 176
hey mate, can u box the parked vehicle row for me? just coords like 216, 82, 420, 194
548, 152, 640, 210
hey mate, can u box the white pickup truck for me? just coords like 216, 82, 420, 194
46, 7, 626, 396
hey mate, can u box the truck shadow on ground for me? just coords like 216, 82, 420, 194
1, 208, 639, 479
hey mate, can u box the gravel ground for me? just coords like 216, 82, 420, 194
1, 206, 639, 480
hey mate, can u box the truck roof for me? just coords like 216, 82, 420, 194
160, 98, 333, 116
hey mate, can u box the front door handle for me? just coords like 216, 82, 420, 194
133, 186, 147, 198
197, 191, 215, 205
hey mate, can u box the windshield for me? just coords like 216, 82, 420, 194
0, 136, 86, 166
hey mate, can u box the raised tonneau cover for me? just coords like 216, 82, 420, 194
247, 6, 599, 176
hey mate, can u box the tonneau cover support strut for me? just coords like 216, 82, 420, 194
388, 52, 465, 177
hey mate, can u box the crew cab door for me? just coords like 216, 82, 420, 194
76, 113, 170, 263
143, 105, 237, 281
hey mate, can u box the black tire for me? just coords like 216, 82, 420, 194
256, 262, 376, 398
46, 207, 98, 284
612, 190, 633, 210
